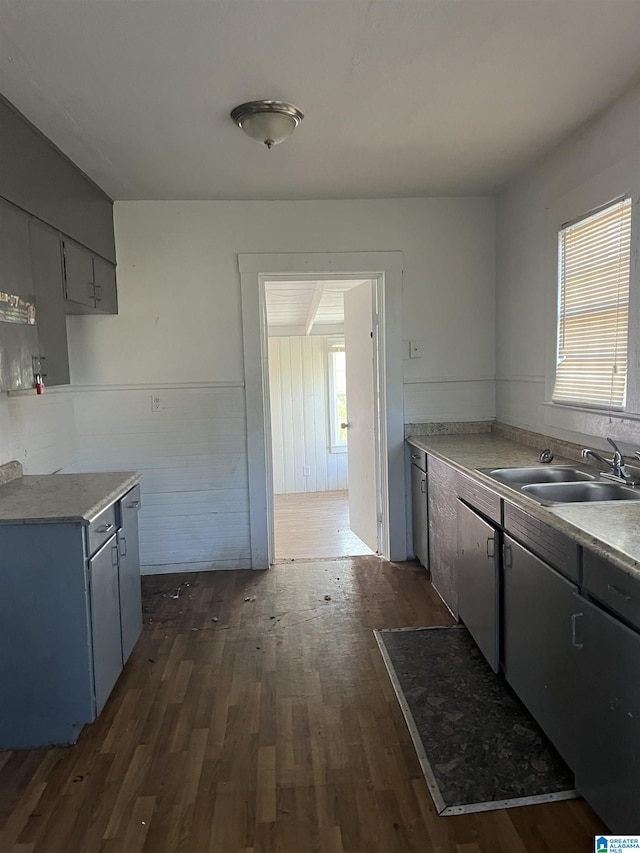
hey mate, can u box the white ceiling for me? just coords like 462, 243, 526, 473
1, 0, 639, 201
265, 279, 366, 335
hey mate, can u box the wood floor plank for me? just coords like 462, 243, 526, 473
0, 559, 606, 852
274, 491, 374, 560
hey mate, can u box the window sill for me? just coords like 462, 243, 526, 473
543, 400, 640, 422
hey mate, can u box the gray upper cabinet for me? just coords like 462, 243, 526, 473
0, 198, 39, 391
0, 96, 115, 263
0, 97, 118, 387
63, 238, 118, 314
93, 255, 118, 314
29, 219, 70, 386
63, 239, 95, 309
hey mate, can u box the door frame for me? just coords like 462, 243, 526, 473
239, 251, 405, 567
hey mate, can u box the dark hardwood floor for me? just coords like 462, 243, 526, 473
0, 558, 604, 852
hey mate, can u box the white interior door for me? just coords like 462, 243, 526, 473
343, 280, 378, 552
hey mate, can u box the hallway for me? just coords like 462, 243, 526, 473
274, 490, 375, 561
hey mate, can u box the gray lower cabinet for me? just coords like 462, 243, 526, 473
457, 501, 499, 672
0, 486, 142, 749
90, 533, 124, 715
118, 484, 143, 663
427, 455, 459, 617
410, 450, 428, 567
502, 534, 580, 768
573, 593, 640, 833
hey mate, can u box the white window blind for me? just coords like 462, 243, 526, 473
553, 196, 632, 409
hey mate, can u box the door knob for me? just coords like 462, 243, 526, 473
340, 422, 351, 429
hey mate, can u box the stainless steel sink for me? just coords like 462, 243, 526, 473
521, 481, 640, 504
483, 466, 595, 485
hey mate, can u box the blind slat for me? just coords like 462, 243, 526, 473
553, 197, 631, 408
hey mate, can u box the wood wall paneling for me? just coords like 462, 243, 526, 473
268, 336, 348, 494
71, 385, 250, 571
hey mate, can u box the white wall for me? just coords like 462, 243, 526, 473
1, 197, 495, 571
496, 82, 640, 449
0, 389, 76, 474
269, 335, 348, 494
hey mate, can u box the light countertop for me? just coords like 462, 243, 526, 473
408, 434, 640, 580
0, 471, 142, 525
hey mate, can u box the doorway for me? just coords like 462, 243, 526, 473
239, 251, 406, 569
264, 278, 378, 560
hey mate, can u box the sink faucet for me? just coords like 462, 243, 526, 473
582, 438, 636, 484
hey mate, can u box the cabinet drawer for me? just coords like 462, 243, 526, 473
87, 504, 117, 557
118, 483, 141, 523
457, 472, 501, 524
583, 551, 640, 632
503, 502, 579, 583
409, 447, 427, 472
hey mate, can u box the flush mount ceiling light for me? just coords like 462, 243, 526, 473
230, 100, 304, 149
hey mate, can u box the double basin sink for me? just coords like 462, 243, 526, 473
479, 465, 640, 505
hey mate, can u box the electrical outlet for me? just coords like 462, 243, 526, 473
151, 394, 163, 412
409, 340, 421, 359
303, 465, 311, 476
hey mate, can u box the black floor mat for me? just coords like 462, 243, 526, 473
375, 625, 577, 815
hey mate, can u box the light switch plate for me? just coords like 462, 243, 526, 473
409, 340, 421, 358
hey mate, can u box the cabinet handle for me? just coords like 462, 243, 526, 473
486, 536, 495, 559
119, 535, 127, 558
127, 500, 140, 509
503, 543, 512, 570
571, 612, 583, 649
411, 453, 421, 460
95, 283, 102, 302
99, 522, 114, 533
607, 583, 632, 602
420, 479, 426, 494
111, 544, 119, 567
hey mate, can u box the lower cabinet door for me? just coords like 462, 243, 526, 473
118, 487, 142, 664
411, 463, 428, 567
457, 501, 499, 672
89, 533, 123, 715
502, 535, 580, 767
573, 595, 640, 833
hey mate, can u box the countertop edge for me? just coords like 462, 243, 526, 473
407, 435, 640, 582
0, 471, 143, 525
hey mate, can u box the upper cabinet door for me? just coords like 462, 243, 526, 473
0, 198, 39, 391
93, 256, 118, 314
29, 220, 70, 387
63, 239, 95, 309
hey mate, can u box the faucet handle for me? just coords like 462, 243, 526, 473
607, 437, 624, 462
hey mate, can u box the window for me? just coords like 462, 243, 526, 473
553, 196, 632, 409
328, 343, 347, 452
